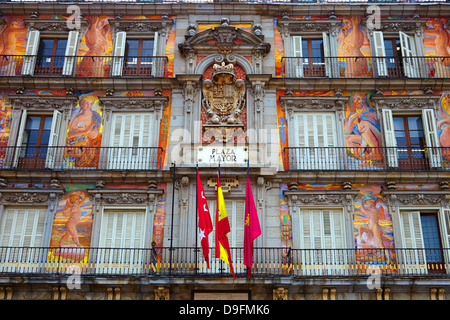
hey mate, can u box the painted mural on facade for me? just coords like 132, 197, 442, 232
424, 18, 450, 78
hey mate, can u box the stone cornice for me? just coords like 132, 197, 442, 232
108, 18, 174, 36
279, 94, 349, 113
277, 17, 343, 37
7, 94, 78, 111
370, 94, 441, 111
381, 189, 450, 209
23, 18, 88, 33
362, 17, 428, 36
284, 189, 359, 209
98, 95, 169, 111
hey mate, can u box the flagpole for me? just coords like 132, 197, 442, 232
169, 161, 176, 275
195, 162, 199, 274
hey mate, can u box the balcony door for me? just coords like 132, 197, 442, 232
296, 208, 348, 275
122, 39, 154, 76
198, 199, 245, 274
292, 112, 338, 170
382, 109, 441, 169
14, 110, 62, 169
400, 211, 446, 274
107, 112, 155, 170
291, 34, 332, 78
0, 207, 47, 273
97, 208, 146, 274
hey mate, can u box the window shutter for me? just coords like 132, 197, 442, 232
0, 208, 46, 247
109, 113, 155, 169
151, 32, 161, 77
381, 108, 399, 168
322, 32, 332, 77
372, 31, 388, 77
291, 36, 303, 78
422, 109, 442, 168
62, 31, 79, 76
45, 110, 62, 169
22, 30, 40, 75
111, 31, 126, 76
12, 110, 27, 168
400, 211, 427, 272
399, 31, 419, 78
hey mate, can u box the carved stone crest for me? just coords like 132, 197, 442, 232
202, 62, 245, 142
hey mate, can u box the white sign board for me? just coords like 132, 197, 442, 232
197, 145, 248, 166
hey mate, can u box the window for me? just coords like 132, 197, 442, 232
123, 39, 155, 76
292, 112, 339, 170
21, 30, 80, 76
382, 109, 441, 168
111, 31, 159, 77
400, 211, 447, 274
14, 110, 62, 169
372, 31, 422, 78
0, 207, 47, 273
98, 208, 146, 274
297, 208, 348, 275
290, 34, 333, 78
107, 112, 156, 170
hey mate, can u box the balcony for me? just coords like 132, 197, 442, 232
282, 56, 450, 79
0, 146, 164, 171
0, 246, 449, 278
283, 146, 450, 171
0, 55, 168, 78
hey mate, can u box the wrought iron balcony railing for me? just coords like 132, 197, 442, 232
0, 146, 164, 171
0, 55, 168, 78
282, 56, 450, 79
0, 0, 448, 3
284, 146, 450, 171
0, 246, 449, 278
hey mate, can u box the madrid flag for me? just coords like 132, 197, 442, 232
215, 175, 235, 278
197, 169, 213, 268
244, 173, 261, 277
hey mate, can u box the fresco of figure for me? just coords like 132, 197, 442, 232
340, 17, 369, 77
344, 92, 382, 163
78, 16, 110, 77
438, 94, 450, 161
0, 17, 27, 75
65, 97, 102, 168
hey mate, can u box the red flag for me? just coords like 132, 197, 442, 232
197, 168, 213, 268
244, 173, 261, 277
215, 174, 235, 278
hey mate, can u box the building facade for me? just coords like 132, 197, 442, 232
0, 0, 449, 301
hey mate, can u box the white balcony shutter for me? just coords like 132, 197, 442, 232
373, 31, 388, 77
422, 109, 442, 168
0, 208, 46, 247
22, 30, 40, 75
151, 32, 161, 77
45, 110, 62, 169
442, 209, 450, 250
400, 211, 427, 272
62, 31, 79, 76
108, 113, 154, 169
381, 108, 398, 168
322, 32, 332, 77
111, 31, 126, 76
291, 35, 303, 78
399, 31, 419, 78
12, 110, 27, 168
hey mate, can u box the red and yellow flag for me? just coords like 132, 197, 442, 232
215, 174, 235, 278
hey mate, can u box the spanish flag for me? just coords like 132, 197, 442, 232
215, 174, 235, 278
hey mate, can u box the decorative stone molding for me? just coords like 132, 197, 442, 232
108, 18, 174, 38
8, 94, 78, 113
381, 189, 450, 211
0, 189, 63, 207
98, 95, 169, 121
370, 94, 441, 112
284, 190, 359, 213
277, 17, 343, 39
24, 18, 88, 34
273, 287, 288, 300
89, 188, 164, 215
362, 17, 427, 37
154, 287, 170, 300
280, 95, 349, 114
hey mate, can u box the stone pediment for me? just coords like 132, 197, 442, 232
179, 25, 270, 56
